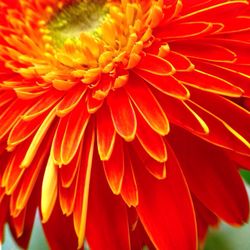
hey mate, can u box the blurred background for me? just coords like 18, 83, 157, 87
2, 171, 250, 250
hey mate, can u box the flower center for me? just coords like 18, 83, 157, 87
1, 0, 165, 97
48, 0, 108, 44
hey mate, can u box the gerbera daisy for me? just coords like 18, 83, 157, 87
0, 0, 250, 249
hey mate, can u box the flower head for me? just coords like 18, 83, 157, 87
0, 0, 250, 249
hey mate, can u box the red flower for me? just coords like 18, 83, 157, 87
0, 0, 250, 249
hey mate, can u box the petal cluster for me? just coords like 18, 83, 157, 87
0, 0, 250, 249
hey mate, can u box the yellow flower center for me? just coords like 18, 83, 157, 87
48, 0, 108, 44
1, 0, 164, 98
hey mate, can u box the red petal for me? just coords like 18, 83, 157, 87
52, 100, 90, 165
86, 94, 103, 114
7, 110, 48, 148
157, 21, 213, 40
10, 207, 26, 238
192, 60, 250, 97
86, 158, 131, 250
0, 90, 15, 108
155, 92, 209, 135
175, 69, 243, 97
121, 150, 138, 207
0, 196, 9, 242
160, 0, 182, 24
189, 87, 250, 146
164, 51, 195, 72
73, 125, 95, 248
132, 139, 167, 180
226, 151, 250, 171
9, 187, 37, 250
136, 111, 167, 163
0, 99, 31, 140
59, 163, 79, 216
96, 104, 116, 160
60, 147, 81, 188
21, 106, 56, 167
108, 88, 136, 141
134, 69, 190, 100
135, 143, 197, 250
221, 16, 250, 34
171, 42, 236, 63
22, 90, 61, 121
187, 100, 250, 155
15, 131, 52, 212
2, 141, 31, 195
130, 220, 155, 249
57, 85, 87, 117
193, 196, 218, 242
126, 74, 169, 136
136, 53, 175, 76
169, 127, 249, 224
178, 1, 249, 22
209, 39, 250, 65
103, 136, 124, 195
42, 200, 81, 250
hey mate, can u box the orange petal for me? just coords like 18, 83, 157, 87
59, 163, 80, 216
8, 110, 48, 148
96, 104, 116, 161
126, 74, 169, 136
108, 88, 137, 142
2, 143, 28, 195
60, 146, 82, 188
132, 139, 167, 180
15, 130, 52, 212
103, 136, 124, 195
87, 94, 104, 114
121, 149, 138, 207
0, 99, 31, 140
55, 100, 90, 165
22, 90, 62, 121
56, 85, 87, 117
136, 111, 167, 163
